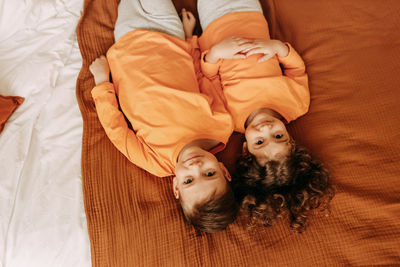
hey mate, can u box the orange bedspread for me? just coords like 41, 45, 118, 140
76, 0, 400, 265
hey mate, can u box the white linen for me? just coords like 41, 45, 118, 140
0, 1, 90, 266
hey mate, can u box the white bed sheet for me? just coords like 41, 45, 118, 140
0, 1, 90, 266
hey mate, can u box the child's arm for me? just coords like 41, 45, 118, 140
89, 57, 168, 177
245, 39, 307, 87
276, 43, 307, 85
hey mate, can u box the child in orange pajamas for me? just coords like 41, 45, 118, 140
89, 0, 239, 233
196, 0, 334, 232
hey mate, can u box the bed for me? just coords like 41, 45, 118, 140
0, 1, 91, 266
1, 0, 400, 266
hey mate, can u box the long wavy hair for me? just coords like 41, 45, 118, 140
233, 143, 334, 233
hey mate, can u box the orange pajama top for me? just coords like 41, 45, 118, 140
198, 12, 310, 133
91, 29, 233, 177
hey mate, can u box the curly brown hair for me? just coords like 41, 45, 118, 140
233, 144, 334, 233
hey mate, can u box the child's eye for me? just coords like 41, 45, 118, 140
275, 134, 283, 139
256, 139, 264, 145
205, 171, 216, 177
184, 178, 193, 184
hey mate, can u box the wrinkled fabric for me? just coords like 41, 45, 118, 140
0, 0, 90, 266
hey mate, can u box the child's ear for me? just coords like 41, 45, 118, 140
242, 141, 248, 154
172, 176, 180, 199
218, 162, 232, 182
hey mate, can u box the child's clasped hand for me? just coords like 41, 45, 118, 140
205, 36, 289, 63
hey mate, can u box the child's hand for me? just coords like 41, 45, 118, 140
181, 8, 196, 39
244, 39, 289, 62
205, 36, 254, 64
89, 55, 110, 85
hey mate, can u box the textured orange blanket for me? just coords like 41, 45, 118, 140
76, 0, 400, 265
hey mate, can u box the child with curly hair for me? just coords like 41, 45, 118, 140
89, 0, 239, 233
195, 0, 334, 232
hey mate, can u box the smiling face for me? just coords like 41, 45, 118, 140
244, 111, 292, 166
173, 146, 231, 211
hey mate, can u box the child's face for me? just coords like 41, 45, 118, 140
173, 147, 230, 210
244, 112, 292, 166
